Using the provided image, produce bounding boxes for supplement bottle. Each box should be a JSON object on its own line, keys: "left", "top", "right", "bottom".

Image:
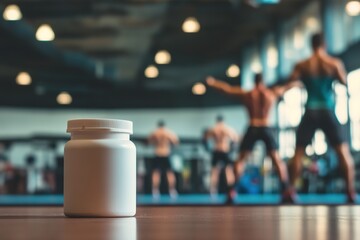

{"left": 64, "top": 119, "right": 136, "bottom": 217}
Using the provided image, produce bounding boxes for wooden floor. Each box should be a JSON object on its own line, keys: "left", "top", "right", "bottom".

{"left": 0, "top": 206, "right": 359, "bottom": 240}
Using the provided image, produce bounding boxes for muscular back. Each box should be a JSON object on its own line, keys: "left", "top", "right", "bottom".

{"left": 298, "top": 54, "right": 339, "bottom": 78}
{"left": 149, "top": 128, "right": 178, "bottom": 157}
{"left": 242, "top": 86, "right": 277, "bottom": 126}
{"left": 295, "top": 54, "right": 344, "bottom": 109}
{"left": 208, "top": 123, "right": 238, "bottom": 152}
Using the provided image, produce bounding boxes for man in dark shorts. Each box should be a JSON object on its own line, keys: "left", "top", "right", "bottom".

{"left": 207, "top": 74, "right": 294, "bottom": 204}
{"left": 204, "top": 115, "right": 238, "bottom": 197}
{"left": 285, "top": 33, "right": 356, "bottom": 203}
{"left": 148, "top": 120, "right": 179, "bottom": 199}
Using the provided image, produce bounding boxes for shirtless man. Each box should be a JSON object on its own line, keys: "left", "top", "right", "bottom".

{"left": 286, "top": 33, "right": 356, "bottom": 203}
{"left": 205, "top": 115, "right": 238, "bottom": 196}
{"left": 148, "top": 120, "right": 179, "bottom": 198}
{"left": 207, "top": 74, "right": 292, "bottom": 203}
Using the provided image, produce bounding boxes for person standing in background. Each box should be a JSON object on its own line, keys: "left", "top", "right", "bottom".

{"left": 285, "top": 33, "right": 356, "bottom": 203}
{"left": 204, "top": 115, "right": 238, "bottom": 197}
{"left": 0, "top": 143, "right": 13, "bottom": 194}
{"left": 207, "top": 74, "right": 294, "bottom": 204}
{"left": 148, "top": 120, "right": 179, "bottom": 198}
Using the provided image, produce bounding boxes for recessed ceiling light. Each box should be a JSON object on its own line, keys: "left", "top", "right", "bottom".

{"left": 226, "top": 64, "right": 240, "bottom": 78}
{"left": 155, "top": 50, "right": 171, "bottom": 64}
{"left": 57, "top": 92, "right": 72, "bottom": 105}
{"left": 16, "top": 72, "right": 32, "bottom": 85}
{"left": 192, "top": 82, "right": 206, "bottom": 95}
{"left": 182, "top": 17, "right": 200, "bottom": 33}
{"left": 3, "top": 5, "right": 22, "bottom": 21}
{"left": 346, "top": 1, "right": 360, "bottom": 16}
{"left": 306, "top": 17, "right": 320, "bottom": 31}
{"left": 36, "top": 24, "right": 55, "bottom": 41}
{"left": 145, "top": 65, "right": 159, "bottom": 78}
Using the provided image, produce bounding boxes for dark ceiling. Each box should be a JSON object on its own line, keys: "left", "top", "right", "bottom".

{"left": 0, "top": 0, "right": 314, "bottom": 109}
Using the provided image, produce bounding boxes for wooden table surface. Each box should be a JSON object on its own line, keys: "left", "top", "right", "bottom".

{"left": 0, "top": 206, "right": 359, "bottom": 240}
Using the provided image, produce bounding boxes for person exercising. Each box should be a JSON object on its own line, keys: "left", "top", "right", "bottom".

{"left": 148, "top": 120, "right": 179, "bottom": 198}
{"left": 205, "top": 115, "right": 238, "bottom": 197}
{"left": 285, "top": 33, "right": 356, "bottom": 203}
{"left": 207, "top": 74, "right": 293, "bottom": 204}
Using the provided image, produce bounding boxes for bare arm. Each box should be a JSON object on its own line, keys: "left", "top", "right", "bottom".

{"left": 271, "top": 64, "right": 303, "bottom": 97}
{"left": 334, "top": 60, "right": 347, "bottom": 85}
{"left": 271, "top": 80, "right": 303, "bottom": 98}
{"left": 288, "top": 63, "right": 302, "bottom": 83}
{"left": 206, "top": 76, "right": 246, "bottom": 97}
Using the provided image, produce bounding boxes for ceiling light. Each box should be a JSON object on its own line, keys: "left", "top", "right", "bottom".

{"left": 16, "top": 72, "right": 32, "bottom": 85}
{"left": 267, "top": 46, "right": 278, "bottom": 68}
{"left": 155, "top": 50, "right": 171, "bottom": 64}
{"left": 3, "top": 5, "right": 22, "bottom": 21}
{"left": 346, "top": 1, "right": 360, "bottom": 16}
{"left": 182, "top": 17, "right": 200, "bottom": 33}
{"left": 36, "top": 24, "right": 55, "bottom": 41}
{"left": 192, "top": 82, "right": 206, "bottom": 95}
{"left": 226, "top": 64, "right": 240, "bottom": 78}
{"left": 57, "top": 92, "right": 72, "bottom": 105}
{"left": 306, "top": 17, "right": 320, "bottom": 31}
{"left": 144, "top": 65, "right": 159, "bottom": 78}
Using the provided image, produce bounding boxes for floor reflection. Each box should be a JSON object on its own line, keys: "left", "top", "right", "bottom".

{"left": 2, "top": 206, "right": 360, "bottom": 240}
{"left": 62, "top": 217, "right": 137, "bottom": 240}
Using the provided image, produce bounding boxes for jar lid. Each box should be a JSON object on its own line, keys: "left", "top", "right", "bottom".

{"left": 67, "top": 119, "right": 133, "bottom": 134}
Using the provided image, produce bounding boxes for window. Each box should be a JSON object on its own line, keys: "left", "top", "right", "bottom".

{"left": 348, "top": 69, "right": 360, "bottom": 151}
{"left": 278, "top": 87, "right": 306, "bottom": 158}
{"left": 334, "top": 82, "right": 348, "bottom": 125}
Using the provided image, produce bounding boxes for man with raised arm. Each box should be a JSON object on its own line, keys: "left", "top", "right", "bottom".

{"left": 207, "top": 74, "right": 292, "bottom": 204}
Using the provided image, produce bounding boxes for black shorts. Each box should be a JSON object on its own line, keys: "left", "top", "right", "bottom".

{"left": 152, "top": 156, "right": 171, "bottom": 171}
{"left": 296, "top": 109, "right": 345, "bottom": 147}
{"left": 240, "top": 126, "right": 278, "bottom": 152}
{"left": 211, "top": 151, "right": 231, "bottom": 167}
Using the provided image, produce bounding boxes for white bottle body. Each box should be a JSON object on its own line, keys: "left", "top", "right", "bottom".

{"left": 64, "top": 132, "right": 136, "bottom": 217}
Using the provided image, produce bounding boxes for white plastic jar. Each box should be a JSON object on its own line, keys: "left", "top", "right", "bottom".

{"left": 64, "top": 119, "right": 136, "bottom": 217}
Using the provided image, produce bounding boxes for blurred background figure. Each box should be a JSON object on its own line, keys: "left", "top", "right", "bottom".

{"left": 148, "top": 120, "right": 179, "bottom": 198}
{"left": 204, "top": 115, "right": 238, "bottom": 197}
{"left": 0, "top": 143, "right": 13, "bottom": 194}
{"left": 54, "top": 156, "right": 64, "bottom": 195}
{"left": 25, "top": 155, "right": 39, "bottom": 194}
{"left": 207, "top": 74, "right": 294, "bottom": 203}
{"left": 286, "top": 33, "right": 357, "bottom": 203}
